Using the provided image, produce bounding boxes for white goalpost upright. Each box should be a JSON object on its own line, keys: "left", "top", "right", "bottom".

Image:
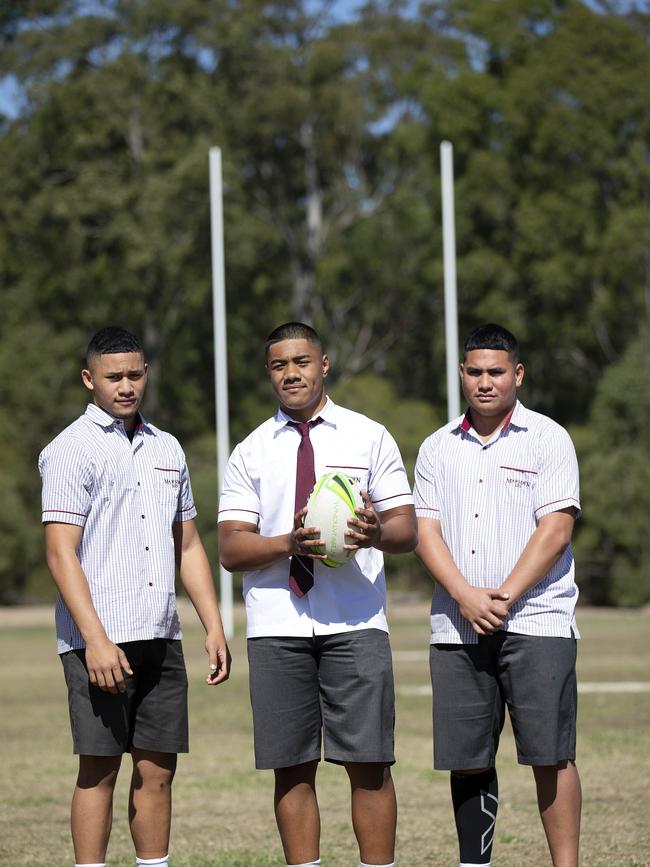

{"left": 209, "top": 146, "right": 234, "bottom": 639}
{"left": 440, "top": 140, "right": 461, "bottom": 422}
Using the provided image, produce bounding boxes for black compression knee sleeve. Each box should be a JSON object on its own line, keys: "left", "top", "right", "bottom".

{"left": 450, "top": 768, "right": 498, "bottom": 865}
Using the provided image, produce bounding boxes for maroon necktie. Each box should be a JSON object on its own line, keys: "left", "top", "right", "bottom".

{"left": 288, "top": 418, "right": 322, "bottom": 597}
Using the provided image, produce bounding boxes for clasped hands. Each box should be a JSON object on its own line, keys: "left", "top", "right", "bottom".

{"left": 290, "top": 491, "right": 380, "bottom": 559}
{"left": 457, "top": 584, "right": 511, "bottom": 636}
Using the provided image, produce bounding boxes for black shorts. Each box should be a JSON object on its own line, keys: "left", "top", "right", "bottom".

{"left": 247, "top": 629, "right": 395, "bottom": 770}
{"left": 430, "top": 632, "right": 577, "bottom": 770}
{"left": 61, "top": 639, "right": 189, "bottom": 756}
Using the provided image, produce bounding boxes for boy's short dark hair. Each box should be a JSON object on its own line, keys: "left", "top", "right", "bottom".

{"left": 86, "top": 327, "right": 144, "bottom": 366}
{"left": 265, "top": 322, "right": 322, "bottom": 356}
{"left": 463, "top": 324, "right": 519, "bottom": 363}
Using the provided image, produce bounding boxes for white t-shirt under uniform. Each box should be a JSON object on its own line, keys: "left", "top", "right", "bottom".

{"left": 414, "top": 401, "right": 581, "bottom": 644}
{"left": 218, "top": 398, "right": 414, "bottom": 638}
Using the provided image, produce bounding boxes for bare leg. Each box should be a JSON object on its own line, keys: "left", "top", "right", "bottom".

{"left": 129, "top": 748, "right": 177, "bottom": 859}
{"left": 533, "top": 761, "right": 581, "bottom": 867}
{"left": 71, "top": 754, "right": 122, "bottom": 864}
{"left": 345, "top": 763, "right": 396, "bottom": 865}
{"left": 274, "top": 760, "right": 320, "bottom": 864}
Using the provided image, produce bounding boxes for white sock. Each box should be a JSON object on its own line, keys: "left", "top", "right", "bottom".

{"left": 75, "top": 863, "right": 106, "bottom": 867}
{"left": 360, "top": 862, "right": 396, "bottom": 867}
{"left": 136, "top": 857, "right": 169, "bottom": 866}
{"left": 286, "top": 860, "right": 321, "bottom": 867}
{"left": 459, "top": 862, "right": 490, "bottom": 867}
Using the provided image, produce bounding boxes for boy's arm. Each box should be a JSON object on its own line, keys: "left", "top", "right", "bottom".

{"left": 498, "top": 508, "right": 576, "bottom": 605}
{"left": 173, "top": 519, "right": 230, "bottom": 684}
{"left": 218, "top": 509, "right": 327, "bottom": 573}
{"left": 346, "top": 497, "right": 418, "bottom": 553}
{"left": 415, "top": 517, "right": 509, "bottom": 635}
{"left": 44, "top": 522, "right": 133, "bottom": 692}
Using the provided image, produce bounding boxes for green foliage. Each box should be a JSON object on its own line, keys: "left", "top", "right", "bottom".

{"left": 416, "top": 0, "right": 650, "bottom": 422}
{"left": 1, "top": 0, "right": 649, "bottom": 603}
{"left": 330, "top": 373, "right": 443, "bottom": 478}
{"left": 330, "top": 373, "right": 444, "bottom": 591}
{"left": 572, "top": 337, "right": 650, "bottom": 606}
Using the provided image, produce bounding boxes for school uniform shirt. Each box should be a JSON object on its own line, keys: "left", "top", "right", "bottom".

{"left": 39, "top": 403, "right": 197, "bottom": 653}
{"left": 218, "top": 397, "right": 413, "bottom": 638}
{"left": 414, "top": 401, "right": 581, "bottom": 644}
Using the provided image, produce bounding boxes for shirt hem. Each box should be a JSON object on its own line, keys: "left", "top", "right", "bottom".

{"left": 535, "top": 497, "right": 581, "bottom": 520}
{"left": 217, "top": 508, "right": 260, "bottom": 524}
{"left": 175, "top": 507, "right": 198, "bottom": 521}
{"left": 414, "top": 507, "right": 440, "bottom": 518}
{"left": 246, "top": 621, "right": 389, "bottom": 639}
{"left": 42, "top": 510, "right": 87, "bottom": 527}
{"left": 429, "top": 620, "right": 579, "bottom": 645}
{"left": 57, "top": 629, "right": 183, "bottom": 654}
{"left": 374, "top": 493, "right": 414, "bottom": 510}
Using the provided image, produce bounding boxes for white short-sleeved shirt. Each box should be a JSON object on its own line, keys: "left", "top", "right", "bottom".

{"left": 414, "top": 401, "right": 581, "bottom": 644}
{"left": 218, "top": 398, "right": 413, "bottom": 638}
{"left": 39, "top": 403, "right": 197, "bottom": 653}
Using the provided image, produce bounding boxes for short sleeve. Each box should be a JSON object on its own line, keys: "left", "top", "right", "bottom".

{"left": 39, "top": 439, "right": 92, "bottom": 526}
{"left": 175, "top": 451, "right": 198, "bottom": 522}
{"left": 218, "top": 444, "right": 261, "bottom": 526}
{"left": 413, "top": 436, "right": 441, "bottom": 519}
{"left": 533, "top": 425, "right": 581, "bottom": 520}
{"left": 368, "top": 428, "right": 413, "bottom": 512}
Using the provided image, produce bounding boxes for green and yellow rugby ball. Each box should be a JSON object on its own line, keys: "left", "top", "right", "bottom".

{"left": 305, "top": 471, "right": 363, "bottom": 568}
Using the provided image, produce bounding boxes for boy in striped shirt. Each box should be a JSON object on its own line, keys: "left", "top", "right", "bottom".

{"left": 39, "top": 326, "right": 230, "bottom": 867}
{"left": 414, "top": 324, "right": 581, "bottom": 867}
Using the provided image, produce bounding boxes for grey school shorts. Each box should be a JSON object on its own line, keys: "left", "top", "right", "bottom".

{"left": 430, "top": 631, "right": 577, "bottom": 770}
{"left": 61, "top": 638, "right": 189, "bottom": 756}
{"left": 247, "top": 629, "right": 395, "bottom": 770}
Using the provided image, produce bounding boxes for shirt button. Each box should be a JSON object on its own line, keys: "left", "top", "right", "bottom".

{"left": 474, "top": 514, "right": 479, "bottom": 518}
{"left": 141, "top": 514, "right": 145, "bottom": 519}
{"left": 137, "top": 481, "right": 141, "bottom": 486}
{"left": 471, "top": 549, "right": 476, "bottom": 554}
{"left": 145, "top": 546, "right": 149, "bottom": 551}
{"left": 148, "top": 582, "right": 153, "bottom": 587}
{"left": 479, "top": 479, "right": 483, "bottom": 484}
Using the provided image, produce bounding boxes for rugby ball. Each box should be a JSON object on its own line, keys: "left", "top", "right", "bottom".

{"left": 305, "top": 472, "right": 363, "bottom": 568}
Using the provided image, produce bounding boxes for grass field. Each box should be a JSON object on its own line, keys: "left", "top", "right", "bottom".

{"left": 1, "top": 601, "right": 649, "bottom": 866}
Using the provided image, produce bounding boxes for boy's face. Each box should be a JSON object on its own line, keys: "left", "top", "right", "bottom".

{"left": 266, "top": 338, "right": 328, "bottom": 422}
{"left": 460, "top": 348, "right": 524, "bottom": 420}
{"left": 82, "top": 352, "right": 148, "bottom": 423}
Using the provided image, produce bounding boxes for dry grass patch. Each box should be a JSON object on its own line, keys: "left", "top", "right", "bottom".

{"left": 0, "top": 603, "right": 648, "bottom": 865}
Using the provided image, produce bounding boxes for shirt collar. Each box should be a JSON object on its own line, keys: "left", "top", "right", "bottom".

{"left": 455, "top": 399, "right": 526, "bottom": 438}
{"left": 84, "top": 403, "right": 153, "bottom": 435}
{"left": 273, "top": 396, "right": 337, "bottom": 433}
{"left": 504, "top": 400, "right": 528, "bottom": 431}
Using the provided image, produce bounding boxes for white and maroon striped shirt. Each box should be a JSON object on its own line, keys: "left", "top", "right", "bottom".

{"left": 218, "top": 397, "right": 413, "bottom": 638}
{"left": 414, "top": 401, "right": 581, "bottom": 644}
{"left": 39, "top": 403, "right": 197, "bottom": 653}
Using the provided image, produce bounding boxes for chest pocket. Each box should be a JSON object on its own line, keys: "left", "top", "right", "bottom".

{"left": 498, "top": 465, "right": 537, "bottom": 507}
{"left": 323, "top": 462, "right": 370, "bottom": 497}
{"left": 154, "top": 467, "right": 182, "bottom": 507}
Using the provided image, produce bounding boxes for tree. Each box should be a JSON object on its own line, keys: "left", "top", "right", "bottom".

{"left": 1, "top": 0, "right": 649, "bottom": 603}
{"left": 417, "top": 0, "right": 650, "bottom": 423}
{"left": 572, "top": 335, "right": 650, "bottom": 605}
{"left": 0, "top": 0, "right": 446, "bottom": 598}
